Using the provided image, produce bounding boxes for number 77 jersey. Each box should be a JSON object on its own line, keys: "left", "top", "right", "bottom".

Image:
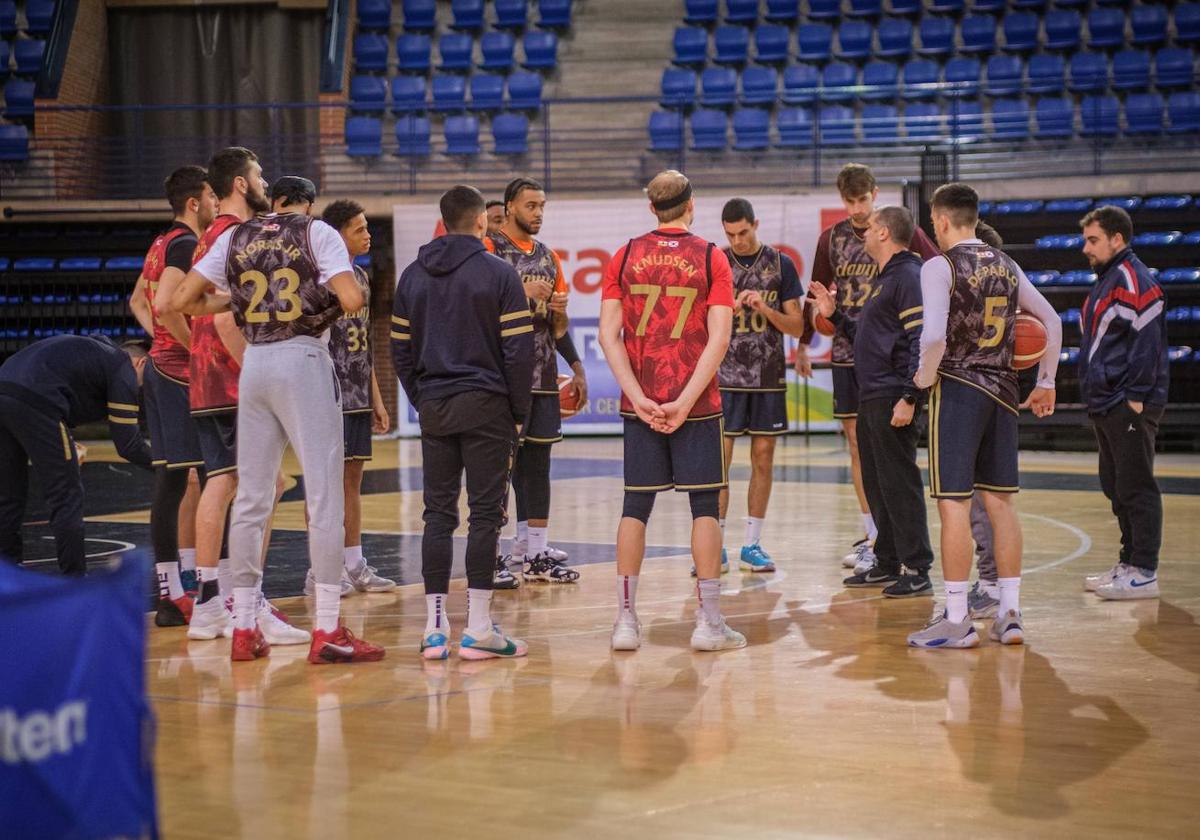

{"left": 601, "top": 229, "right": 735, "bottom": 419}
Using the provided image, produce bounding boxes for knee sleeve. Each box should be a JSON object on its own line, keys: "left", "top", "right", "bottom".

{"left": 516, "top": 442, "right": 551, "bottom": 519}
{"left": 621, "top": 491, "right": 656, "bottom": 524}
{"left": 689, "top": 490, "right": 720, "bottom": 521}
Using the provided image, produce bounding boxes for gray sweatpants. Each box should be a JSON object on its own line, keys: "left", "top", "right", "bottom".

{"left": 971, "top": 492, "right": 996, "bottom": 582}
{"left": 229, "top": 336, "right": 345, "bottom": 590}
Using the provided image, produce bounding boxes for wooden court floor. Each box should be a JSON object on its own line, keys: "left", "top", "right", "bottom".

{"left": 86, "top": 436, "right": 1200, "bottom": 838}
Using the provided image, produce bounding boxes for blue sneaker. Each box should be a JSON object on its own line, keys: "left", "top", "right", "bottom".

{"left": 180, "top": 568, "right": 198, "bottom": 596}
{"left": 691, "top": 548, "right": 730, "bottom": 577}
{"left": 420, "top": 630, "right": 450, "bottom": 660}
{"left": 459, "top": 626, "right": 528, "bottom": 660}
{"left": 738, "top": 544, "right": 775, "bottom": 572}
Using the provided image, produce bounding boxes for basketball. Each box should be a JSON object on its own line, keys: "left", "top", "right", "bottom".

{"left": 1012, "top": 312, "right": 1048, "bottom": 370}
{"left": 814, "top": 312, "right": 836, "bottom": 336}
{"left": 558, "top": 373, "right": 582, "bottom": 417}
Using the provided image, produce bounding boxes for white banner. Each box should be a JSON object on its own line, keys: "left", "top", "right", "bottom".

{"left": 392, "top": 190, "right": 899, "bottom": 435}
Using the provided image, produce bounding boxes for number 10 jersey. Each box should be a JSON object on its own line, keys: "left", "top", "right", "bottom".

{"left": 718, "top": 244, "right": 800, "bottom": 392}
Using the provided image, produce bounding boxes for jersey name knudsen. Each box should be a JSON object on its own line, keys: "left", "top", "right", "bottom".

{"left": 630, "top": 253, "right": 699, "bottom": 278}
{"left": 233, "top": 239, "right": 303, "bottom": 267}
{"left": 965, "top": 261, "right": 1019, "bottom": 289}
{"left": 835, "top": 262, "right": 878, "bottom": 279}
{"left": 0, "top": 700, "right": 87, "bottom": 764}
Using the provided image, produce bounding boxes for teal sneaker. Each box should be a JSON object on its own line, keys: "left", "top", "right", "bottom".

{"left": 420, "top": 630, "right": 450, "bottom": 660}
{"left": 458, "top": 626, "right": 528, "bottom": 660}
{"left": 739, "top": 544, "right": 775, "bottom": 572}
{"left": 691, "top": 548, "right": 730, "bottom": 577}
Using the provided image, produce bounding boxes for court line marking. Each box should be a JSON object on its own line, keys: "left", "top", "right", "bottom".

{"left": 22, "top": 538, "right": 136, "bottom": 566}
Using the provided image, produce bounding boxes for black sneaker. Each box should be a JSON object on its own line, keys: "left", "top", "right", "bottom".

{"left": 843, "top": 565, "right": 899, "bottom": 587}
{"left": 493, "top": 555, "right": 520, "bottom": 590}
{"left": 882, "top": 568, "right": 933, "bottom": 598}
{"left": 522, "top": 552, "right": 580, "bottom": 583}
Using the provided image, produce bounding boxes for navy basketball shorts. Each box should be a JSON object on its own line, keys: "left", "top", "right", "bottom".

{"left": 927, "top": 376, "right": 1019, "bottom": 499}
{"left": 623, "top": 414, "right": 727, "bottom": 492}
{"left": 343, "top": 411, "right": 373, "bottom": 462}
{"left": 521, "top": 393, "right": 563, "bottom": 445}
{"left": 831, "top": 364, "right": 860, "bottom": 420}
{"left": 721, "top": 390, "right": 788, "bottom": 436}
{"left": 144, "top": 362, "right": 204, "bottom": 470}
{"left": 194, "top": 412, "right": 237, "bottom": 477}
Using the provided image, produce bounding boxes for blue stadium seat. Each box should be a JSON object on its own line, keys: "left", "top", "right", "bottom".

{"left": 0, "top": 2, "right": 15, "bottom": 37}
{"left": 725, "top": 0, "right": 760, "bottom": 24}
{"left": 0, "top": 41, "right": 9, "bottom": 79}
{"left": 876, "top": 17, "right": 913, "bottom": 58}
{"left": 1093, "top": 196, "right": 1141, "bottom": 211}
{"left": 1177, "top": 3, "right": 1200, "bottom": 45}
{"left": 391, "top": 75, "right": 427, "bottom": 113}
{"left": 797, "top": 24, "right": 833, "bottom": 62}
{"left": 507, "top": 72, "right": 544, "bottom": 110}
{"left": 1184, "top": 231, "right": 1200, "bottom": 246}
{"left": 1112, "top": 50, "right": 1150, "bottom": 92}
{"left": 445, "top": 115, "right": 481, "bottom": 155}
{"left": 3, "top": 79, "right": 34, "bottom": 118}
{"left": 1035, "top": 97, "right": 1074, "bottom": 138}
{"left": 902, "top": 59, "right": 939, "bottom": 100}
{"left": 439, "top": 33, "right": 473, "bottom": 71}
{"left": 732, "top": 108, "right": 771, "bottom": 150}
{"left": 1131, "top": 6, "right": 1167, "bottom": 47}
{"left": 685, "top": 0, "right": 718, "bottom": 25}
{"left": 1168, "top": 92, "right": 1200, "bottom": 133}
{"left": 1161, "top": 267, "right": 1200, "bottom": 284}
{"left": 648, "top": 110, "right": 684, "bottom": 151}
{"left": 836, "top": 21, "right": 873, "bottom": 60}
{"left": 701, "top": 67, "right": 737, "bottom": 106}
{"left": 350, "top": 75, "right": 387, "bottom": 112}
{"left": 782, "top": 63, "right": 820, "bottom": 104}
{"left": 1133, "top": 231, "right": 1182, "bottom": 247}
{"left": 469, "top": 74, "right": 505, "bottom": 111}
{"left": 819, "top": 105, "right": 857, "bottom": 144}
{"left": 755, "top": 25, "right": 790, "bottom": 63}
{"left": 673, "top": 28, "right": 708, "bottom": 67}
{"left": 357, "top": 0, "right": 391, "bottom": 30}
{"left": 100, "top": 256, "right": 140, "bottom": 272}
{"left": 917, "top": 17, "right": 954, "bottom": 57}
{"left": 1026, "top": 270, "right": 1060, "bottom": 286}
{"left": 960, "top": 16, "right": 996, "bottom": 54}
{"left": 59, "top": 257, "right": 102, "bottom": 272}
{"left": 1124, "top": 92, "right": 1165, "bottom": 135}
{"left": 985, "top": 54, "right": 1022, "bottom": 96}
{"left": 971, "top": 0, "right": 1006, "bottom": 13}
{"left": 1027, "top": 54, "right": 1064, "bottom": 94}
{"left": 431, "top": 74, "right": 467, "bottom": 111}
{"left": 661, "top": 69, "right": 697, "bottom": 108}
{"left": 1144, "top": 195, "right": 1190, "bottom": 211}
{"left": 990, "top": 98, "right": 1030, "bottom": 139}
{"left": 808, "top": 0, "right": 841, "bottom": 20}
{"left": 0, "top": 124, "right": 28, "bottom": 162}
{"left": 1011, "top": 0, "right": 1048, "bottom": 8}
{"left": 741, "top": 66, "right": 778, "bottom": 105}
{"left": 928, "top": 0, "right": 964, "bottom": 11}
{"left": 1045, "top": 197, "right": 1091, "bottom": 213}
{"left": 14, "top": 39, "right": 45, "bottom": 75}
{"left": 862, "top": 61, "right": 899, "bottom": 100}
{"left": 887, "top": 0, "right": 921, "bottom": 14}
{"left": 402, "top": 0, "right": 437, "bottom": 32}
{"left": 451, "top": 0, "right": 485, "bottom": 32}
{"left": 950, "top": 101, "right": 983, "bottom": 141}
{"left": 493, "top": 112, "right": 530, "bottom": 154}
{"left": 765, "top": 0, "right": 800, "bottom": 23}
{"left": 848, "top": 0, "right": 883, "bottom": 18}
{"left": 1035, "top": 234, "right": 1083, "bottom": 249}
{"left": 495, "top": 0, "right": 528, "bottom": 29}
{"left": 776, "top": 107, "right": 814, "bottom": 146}
{"left": 713, "top": 26, "right": 749, "bottom": 65}
{"left": 353, "top": 34, "right": 388, "bottom": 72}
{"left": 1044, "top": 10, "right": 1081, "bottom": 51}
{"left": 25, "top": 0, "right": 54, "bottom": 36}
{"left": 1080, "top": 95, "right": 1119, "bottom": 137}
{"left": 1086, "top": 7, "right": 1125, "bottom": 49}
{"left": 1068, "top": 52, "right": 1108, "bottom": 94}
{"left": 821, "top": 62, "right": 857, "bottom": 102}
{"left": 1002, "top": 13, "right": 1039, "bottom": 52}
{"left": 691, "top": 109, "right": 728, "bottom": 150}
{"left": 345, "top": 116, "right": 382, "bottom": 156}
{"left": 538, "top": 0, "right": 573, "bottom": 28}
{"left": 904, "top": 103, "right": 942, "bottom": 140}
{"left": 481, "top": 32, "right": 516, "bottom": 71}
{"left": 944, "top": 57, "right": 980, "bottom": 98}
{"left": 1154, "top": 49, "right": 1195, "bottom": 90}
{"left": 522, "top": 31, "right": 558, "bottom": 69}
{"left": 14, "top": 258, "right": 55, "bottom": 271}
{"left": 862, "top": 104, "right": 900, "bottom": 143}
{"left": 397, "top": 34, "right": 431, "bottom": 72}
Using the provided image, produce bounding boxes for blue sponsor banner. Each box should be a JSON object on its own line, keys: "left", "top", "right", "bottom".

{"left": 0, "top": 555, "right": 158, "bottom": 840}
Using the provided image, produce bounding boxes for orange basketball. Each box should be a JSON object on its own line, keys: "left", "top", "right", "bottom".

{"left": 558, "top": 373, "right": 582, "bottom": 418}
{"left": 814, "top": 312, "right": 836, "bottom": 337}
{"left": 1012, "top": 312, "right": 1047, "bottom": 370}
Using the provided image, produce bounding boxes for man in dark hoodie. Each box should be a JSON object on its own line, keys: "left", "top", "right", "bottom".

{"left": 810, "top": 206, "right": 934, "bottom": 598}
{"left": 392, "top": 185, "right": 534, "bottom": 661}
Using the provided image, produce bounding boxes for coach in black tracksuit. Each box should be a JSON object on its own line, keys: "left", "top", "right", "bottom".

{"left": 0, "top": 335, "right": 153, "bottom": 575}
{"left": 812, "top": 206, "right": 934, "bottom": 597}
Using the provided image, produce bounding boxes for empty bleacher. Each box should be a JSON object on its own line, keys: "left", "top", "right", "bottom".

{"left": 0, "top": 0, "right": 60, "bottom": 162}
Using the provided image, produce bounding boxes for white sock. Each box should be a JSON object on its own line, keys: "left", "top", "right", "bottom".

{"left": 617, "top": 575, "right": 639, "bottom": 619}
{"left": 861, "top": 513, "right": 877, "bottom": 542}
{"left": 745, "top": 517, "right": 763, "bottom": 546}
{"left": 156, "top": 562, "right": 183, "bottom": 601}
{"left": 945, "top": 580, "right": 969, "bottom": 623}
{"left": 217, "top": 557, "right": 232, "bottom": 600}
{"left": 516, "top": 521, "right": 528, "bottom": 545}
{"left": 425, "top": 593, "right": 449, "bottom": 635}
{"left": 314, "top": 584, "right": 341, "bottom": 633}
{"left": 997, "top": 576, "right": 1021, "bottom": 615}
{"left": 527, "top": 526, "right": 548, "bottom": 556}
{"left": 233, "top": 586, "right": 257, "bottom": 631}
{"left": 467, "top": 588, "right": 493, "bottom": 636}
{"left": 697, "top": 578, "right": 722, "bottom": 626}
{"left": 178, "top": 548, "right": 197, "bottom": 573}
{"left": 981, "top": 578, "right": 999, "bottom": 599}
{"left": 343, "top": 545, "right": 365, "bottom": 573}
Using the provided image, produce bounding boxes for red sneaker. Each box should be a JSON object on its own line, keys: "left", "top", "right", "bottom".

{"left": 230, "top": 625, "right": 271, "bottom": 661}
{"left": 308, "top": 626, "right": 386, "bottom": 665}
{"left": 154, "top": 595, "right": 194, "bottom": 627}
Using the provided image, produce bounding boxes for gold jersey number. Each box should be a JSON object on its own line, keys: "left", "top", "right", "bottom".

{"left": 978, "top": 296, "right": 1007, "bottom": 348}
{"left": 629, "top": 284, "right": 698, "bottom": 339}
{"left": 238, "top": 268, "right": 303, "bottom": 323}
{"left": 345, "top": 325, "right": 369, "bottom": 353}
{"left": 734, "top": 308, "right": 768, "bottom": 334}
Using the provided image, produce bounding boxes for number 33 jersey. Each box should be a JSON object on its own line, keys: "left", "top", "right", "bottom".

{"left": 329, "top": 264, "right": 373, "bottom": 413}
{"left": 601, "top": 229, "right": 735, "bottom": 419}
{"left": 718, "top": 245, "right": 803, "bottom": 391}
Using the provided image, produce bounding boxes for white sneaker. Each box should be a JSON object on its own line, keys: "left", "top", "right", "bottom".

{"left": 842, "top": 538, "right": 872, "bottom": 569}
{"left": 346, "top": 563, "right": 397, "bottom": 592}
{"left": 545, "top": 545, "right": 570, "bottom": 563}
{"left": 611, "top": 614, "right": 643, "bottom": 651}
{"left": 187, "top": 597, "right": 233, "bottom": 640}
{"left": 304, "top": 569, "right": 355, "bottom": 598}
{"left": 690, "top": 619, "right": 747, "bottom": 651}
{"left": 1084, "top": 563, "right": 1122, "bottom": 592}
{"left": 853, "top": 546, "right": 877, "bottom": 576}
{"left": 1094, "top": 565, "right": 1160, "bottom": 600}
{"left": 256, "top": 594, "right": 311, "bottom": 645}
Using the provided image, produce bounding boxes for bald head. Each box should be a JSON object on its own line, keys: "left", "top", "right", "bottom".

{"left": 646, "top": 170, "right": 693, "bottom": 225}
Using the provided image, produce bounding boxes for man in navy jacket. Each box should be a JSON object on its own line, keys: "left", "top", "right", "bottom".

{"left": 1078, "top": 206, "right": 1168, "bottom": 601}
